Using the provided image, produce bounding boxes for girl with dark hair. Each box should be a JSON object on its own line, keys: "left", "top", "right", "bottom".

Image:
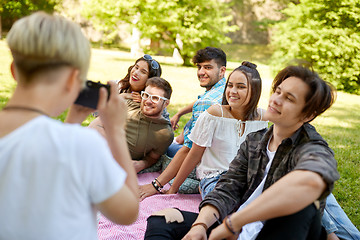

{"left": 139, "top": 61, "right": 268, "bottom": 200}
{"left": 117, "top": 54, "right": 162, "bottom": 102}
{"left": 93, "top": 54, "right": 163, "bottom": 117}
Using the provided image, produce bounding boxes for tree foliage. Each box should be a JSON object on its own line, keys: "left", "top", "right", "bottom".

{"left": 0, "top": 0, "right": 60, "bottom": 32}
{"left": 82, "top": 0, "right": 238, "bottom": 65}
{"left": 271, "top": 0, "right": 360, "bottom": 94}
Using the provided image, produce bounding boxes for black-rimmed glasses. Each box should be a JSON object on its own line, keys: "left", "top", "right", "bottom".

{"left": 143, "top": 54, "right": 160, "bottom": 70}
{"left": 141, "top": 91, "right": 168, "bottom": 103}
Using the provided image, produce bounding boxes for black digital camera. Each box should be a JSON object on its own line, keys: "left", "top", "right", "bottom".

{"left": 74, "top": 80, "right": 110, "bottom": 109}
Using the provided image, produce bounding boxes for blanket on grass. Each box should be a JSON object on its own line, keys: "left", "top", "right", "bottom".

{"left": 97, "top": 172, "right": 202, "bottom": 240}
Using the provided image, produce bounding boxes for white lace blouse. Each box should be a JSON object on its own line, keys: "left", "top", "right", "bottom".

{"left": 188, "top": 107, "right": 268, "bottom": 180}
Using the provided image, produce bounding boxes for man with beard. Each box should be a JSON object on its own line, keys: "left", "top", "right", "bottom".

{"left": 90, "top": 77, "right": 173, "bottom": 173}
{"left": 139, "top": 47, "right": 227, "bottom": 199}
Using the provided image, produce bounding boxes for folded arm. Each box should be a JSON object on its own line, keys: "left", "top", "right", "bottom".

{"left": 209, "top": 170, "right": 327, "bottom": 239}
{"left": 170, "top": 101, "right": 195, "bottom": 130}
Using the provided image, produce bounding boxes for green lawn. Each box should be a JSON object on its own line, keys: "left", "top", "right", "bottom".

{"left": 0, "top": 40, "right": 359, "bottom": 229}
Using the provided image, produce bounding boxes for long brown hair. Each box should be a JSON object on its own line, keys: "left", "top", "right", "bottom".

{"left": 118, "top": 56, "right": 162, "bottom": 93}
{"left": 222, "top": 61, "right": 262, "bottom": 121}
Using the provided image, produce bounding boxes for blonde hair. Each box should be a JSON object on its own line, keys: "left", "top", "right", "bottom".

{"left": 6, "top": 11, "right": 90, "bottom": 84}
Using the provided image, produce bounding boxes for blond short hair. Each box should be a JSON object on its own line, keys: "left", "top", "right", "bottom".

{"left": 6, "top": 11, "right": 90, "bottom": 84}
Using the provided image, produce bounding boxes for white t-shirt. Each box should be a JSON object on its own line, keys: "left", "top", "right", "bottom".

{"left": 237, "top": 139, "right": 276, "bottom": 240}
{"left": 189, "top": 108, "right": 268, "bottom": 180}
{"left": 0, "top": 116, "right": 126, "bottom": 240}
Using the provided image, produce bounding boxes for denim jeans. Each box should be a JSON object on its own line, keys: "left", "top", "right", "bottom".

{"left": 321, "top": 193, "right": 360, "bottom": 239}
{"left": 166, "top": 142, "right": 183, "bottom": 158}
{"left": 166, "top": 121, "right": 191, "bottom": 157}
{"left": 199, "top": 172, "right": 225, "bottom": 199}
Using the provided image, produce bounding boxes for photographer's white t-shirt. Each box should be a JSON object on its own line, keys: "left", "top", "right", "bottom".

{"left": 0, "top": 116, "right": 126, "bottom": 240}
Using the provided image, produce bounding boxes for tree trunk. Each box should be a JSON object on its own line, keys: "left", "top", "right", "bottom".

{"left": 0, "top": 15, "right": 2, "bottom": 39}
{"left": 150, "top": 39, "right": 160, "bottom": 53}
{"left": 182, "top": 55, "right": 192, "bottom": 66}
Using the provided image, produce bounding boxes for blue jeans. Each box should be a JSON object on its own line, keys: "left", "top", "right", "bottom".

{"left": 321, "top": 193, "right": 360, "bottom": 239}
{"left": 166, "top": 121, "right": 191, "bottom": 157}
{"left": 199, "top": 172, "right": 226, "bottom": 199}
{"left": 166, "top": 143, "right": 183, "bottom": 158}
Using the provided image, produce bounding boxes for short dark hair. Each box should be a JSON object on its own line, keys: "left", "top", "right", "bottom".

{"left": 272, "top": 65, "right": 336, "bottom": 122}
{"left": 118, "top": 56, "right": 162, "bottom": 93}
{"left": 192, "top": 47, "right": 227, "bottom": 67}
{"left": 146, "top": 77, "right": 172, "bottom": 99}
{"left": 222, "top": 61, "right": 262, "bottom": 120}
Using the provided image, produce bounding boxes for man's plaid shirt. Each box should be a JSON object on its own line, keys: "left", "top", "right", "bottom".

{"left": 200, "top": 123, "right": 340, "bottom": 220}
{"left": 183, "top": 77, "right": 226, "bottom": 148}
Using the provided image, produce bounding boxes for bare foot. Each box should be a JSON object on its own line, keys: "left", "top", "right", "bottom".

{"left": 133, "top": 160, "right": 146, "bottom": 173}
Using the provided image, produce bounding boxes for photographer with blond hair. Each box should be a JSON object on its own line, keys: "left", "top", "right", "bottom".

{"left": 0, "top": 12, "right": 138, "bottom": 240}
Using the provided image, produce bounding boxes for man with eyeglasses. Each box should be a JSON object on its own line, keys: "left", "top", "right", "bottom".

{"left": 139, "top": 47, "right": 227, "bottom": 199}
{"left": 90, "top": 77, "right": 174, "bottom": 173}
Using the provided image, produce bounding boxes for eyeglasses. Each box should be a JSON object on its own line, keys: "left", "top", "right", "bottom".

{"left": 141, "top": 91, "right": 168, "bottom": 103}
{"left": 143, "top": 54, "right": 160, "bottom": 70}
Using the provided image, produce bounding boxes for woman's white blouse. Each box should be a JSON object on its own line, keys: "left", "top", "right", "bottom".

{"left": 188, "top": 109, "right": 268, "bottom": 179}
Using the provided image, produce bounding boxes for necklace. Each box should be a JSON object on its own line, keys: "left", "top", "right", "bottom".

{"left": 2, "top": 106, "right": 49, "bottom": 117}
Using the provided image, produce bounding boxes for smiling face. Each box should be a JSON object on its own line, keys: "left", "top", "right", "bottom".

{"left": 129, "top": 60, "right": 150, "bottom": 92}
{"left": 265, "top": 76, "right": 311, "bottom": 131}
{"left": 196, "top": 59, "right": 225, "bottom": 91}
{"left": 225, "top": 70, "right": 251, "bottom": 109}
{"left": 140, "top": 85, "right": 169, "bottom": 118}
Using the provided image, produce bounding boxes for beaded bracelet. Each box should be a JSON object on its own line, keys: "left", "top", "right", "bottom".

{"left": 191, "top": 222, "right": 208, "bottom": 231}
{"left": 151, "top": 179, "right": 163, "bottom": 193}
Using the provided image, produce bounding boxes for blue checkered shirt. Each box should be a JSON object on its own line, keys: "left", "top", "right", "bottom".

{"left": 183, "top": 77, "right": 226, "bottom": 148}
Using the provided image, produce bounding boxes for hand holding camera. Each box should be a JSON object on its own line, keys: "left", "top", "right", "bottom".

{"left": 72, "top": 80, "right": 127, "bottom": 131}
{"left": 96, "top": 80, "right": 128, "bottom": 133}
{"left": 74, "top": 80, "right": 111, "bottom": 109}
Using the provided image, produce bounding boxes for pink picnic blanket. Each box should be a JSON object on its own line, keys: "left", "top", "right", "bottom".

{"left": 97, "top": 172, "right": 202, "bottom": 240}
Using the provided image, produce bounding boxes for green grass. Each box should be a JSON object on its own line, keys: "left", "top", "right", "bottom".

{"left": 0, "top": 40, "right": 359, "bottom": 229}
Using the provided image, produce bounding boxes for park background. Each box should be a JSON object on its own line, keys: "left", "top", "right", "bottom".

{"left": 0, "top": 0, "right": 359, "bottom": 229}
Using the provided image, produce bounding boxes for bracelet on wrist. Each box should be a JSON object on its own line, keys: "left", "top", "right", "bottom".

{"left": 191, "top": 222, "right": 208, "bottom": 231}
{"left": 223, "top": 213, "right": 241, "bottom": 235}
{"left": 151, "top": 179, "right": 163, "bottom": 193}
{"left": 154, "top": 178, "right": 163, "bottom": 188}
